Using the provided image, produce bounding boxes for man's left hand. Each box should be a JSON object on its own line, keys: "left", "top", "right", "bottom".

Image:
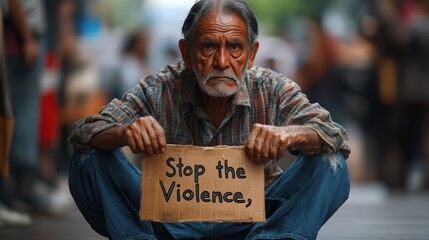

{"left": 245, "top": 124, "right": 322, "bottom": 164}
{"left": 245, "top": 124, "right": 290, "bottom": 164}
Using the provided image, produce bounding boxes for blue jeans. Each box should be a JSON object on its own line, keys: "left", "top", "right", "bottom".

{"left": 7, "top": 36, "right": 46, "bottom": 168}
{"left": 69, "top": 149, "right": 350, "bottom": 240}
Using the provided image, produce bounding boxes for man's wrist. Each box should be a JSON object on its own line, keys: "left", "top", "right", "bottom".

{"left": 118, "top": 124, "right": 128, "bottom": 147}
{"left": 282, "top": 125, "right": 322, "bottom": 152}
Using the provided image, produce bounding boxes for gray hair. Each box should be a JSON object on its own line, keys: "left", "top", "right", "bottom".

{"left": 181, "top": 0, "right": 259, "bottom": 47}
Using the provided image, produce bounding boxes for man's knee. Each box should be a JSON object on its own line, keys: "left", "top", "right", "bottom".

{"left": 69, "top": 149, "right": 109, "bottom": 192}
{"left": 319, "top": 151, "right": 350, "bottom": 199}
{"left": 301, "top": 152, "right": 350, "bottom": 222}
{"left": 305, "top": 151, "right": 348, "bottom": 177}
{"left": 71, "top": 149, "right": 97, "bottom": 169}
{"left": 70, "top": 149, "right": 120, "bottom": 170}
{"left": 303, "top": 151, "right": 350, "bottom": 199}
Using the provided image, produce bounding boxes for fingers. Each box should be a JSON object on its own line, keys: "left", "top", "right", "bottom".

{"left": 124, "top": 116, "right": 166, "bottom": 155}
{"left": 277, "top": 135, "right": 290, "bottom": 159}
{"left": 246, "top": 124, "right": 289, "bottom": 164}
{"left": 256, "top": 127, "right": 269, "bottom": 163}
{"left": 245, "top": 123, "right": 261, "bottom": 162}
{"left": 144, "top": 117, "right": 167, "bottom": 154}
{"left": 139, "top": 125, "right": 154, "bottom": 155}
{"left": 154, "top": 123, "right": 167, "bottom": 153}
{"left": 246, "top": 124, "right": 270, "bottom": 164}
{"left": 265, "top": 131, "right": 279, "bottom": 160}
{"left": 127, "top": 130, "right": 139, "bottom": 154}
{"left": 24, "top": 41, "right": 39, "bottom": 66}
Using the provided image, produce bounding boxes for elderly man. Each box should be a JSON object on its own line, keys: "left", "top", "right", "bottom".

{"left": 69, "top": 0, "right": 350, "bottom": 239}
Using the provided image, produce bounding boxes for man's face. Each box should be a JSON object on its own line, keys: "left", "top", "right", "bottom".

{"left": 180, "top": 13, "right": 258, "bottom": 97}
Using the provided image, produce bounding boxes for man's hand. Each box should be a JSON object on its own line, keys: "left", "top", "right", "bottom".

{"left": 245, "top": 124, "right": 289, "bottom": 164}
{"left": 23, "top": 39, "right": 39, "bottom": 66}
{"left": 8, "top": 0, "right": 39, "bottom": 66}
{"left": 121, "top": 116, "right": 167, "bottom": 155}
{"left": 245, "top": 124, "right": 322, "bottom": 164}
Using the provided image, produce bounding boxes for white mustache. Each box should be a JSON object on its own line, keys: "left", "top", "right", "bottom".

{"left": 204, "top": 71, "right": 240, "bottom": 83}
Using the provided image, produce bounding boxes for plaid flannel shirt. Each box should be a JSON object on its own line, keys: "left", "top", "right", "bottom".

{"left": 69, "top": 61, "right": 350, "bottom": 185}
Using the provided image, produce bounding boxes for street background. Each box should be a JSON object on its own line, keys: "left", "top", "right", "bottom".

{"left": 1, "top": 0, "right": 429, "bottom": 239}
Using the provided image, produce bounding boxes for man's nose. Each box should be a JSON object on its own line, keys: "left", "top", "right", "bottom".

{"left": 214, "top": 47, "right": 230, "bottom": 70}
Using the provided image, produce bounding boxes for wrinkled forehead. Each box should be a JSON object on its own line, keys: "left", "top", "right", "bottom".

{"left": 194, "top": 12, "right": 248, "bottom": 39}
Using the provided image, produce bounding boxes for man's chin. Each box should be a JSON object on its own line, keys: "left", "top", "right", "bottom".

{"left": 208, "top": 77, "right": 234, "bottom": 83}
{"left": 196, "top": 73, "right": 242, "bottom": 97}
{"left": 202, "top": 86, "right": 238, "bottom": 97}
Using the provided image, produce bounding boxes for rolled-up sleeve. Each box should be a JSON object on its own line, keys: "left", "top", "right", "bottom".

{"left": 277, "top": 78, "right": 350, "bottom": 158}
{"left": 69, "top": 83, "right": 152, "bottom": 152}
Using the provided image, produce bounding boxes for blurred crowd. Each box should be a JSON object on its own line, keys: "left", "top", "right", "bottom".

{"left": 0, "top": 0, "right": 428, "bottom": 228}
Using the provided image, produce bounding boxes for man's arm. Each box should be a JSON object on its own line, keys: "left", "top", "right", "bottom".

{"left": 246, "top": 124, "right": 322, "bottom": 164}
{"left": 69, "top": 77, "right": 164, "bottom": 153}
{"left": 8, "top": 0, "right": 38, "bottom": 65}
{"left": 89, "top": 116, "right": 166, "bottom": 155}
{"left": 245, "top": 74, "right": 349, "bottom": 164}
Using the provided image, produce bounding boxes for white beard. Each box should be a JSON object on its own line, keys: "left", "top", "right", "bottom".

{"left": 192, "top": 63, "right": 246, "bottom": 97}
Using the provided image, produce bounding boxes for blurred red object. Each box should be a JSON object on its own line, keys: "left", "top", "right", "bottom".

{"left": 39, "top": 52, "right": 60, "bottom": 150}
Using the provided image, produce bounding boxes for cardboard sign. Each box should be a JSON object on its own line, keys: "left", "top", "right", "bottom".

{"left": 140, "top": 145, "right": 265, "bottom": 222}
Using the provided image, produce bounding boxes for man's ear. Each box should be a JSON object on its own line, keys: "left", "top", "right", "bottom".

{"left": 179, "top": 39, "right": 192, "bottom": 69}
{"left": 247, "top": 41, "right": 259, "bottom": 69}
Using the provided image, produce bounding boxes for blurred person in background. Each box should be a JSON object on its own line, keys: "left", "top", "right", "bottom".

{"left": 254, "top": 35, "right": 298, "bottom": 79}
{"left": 392, "top": 0, "right": 429, "bottom": 190}
{"left": 320, "top": 1, "right": 377, "bottom": 183}
{"left": 364, "top": 0, "right": 429, "bottom": 190}
{"left": 68, "top": 0, "right": 350, "bottom": 239}
{"left": 0, "top": 0, "right": 43, "bottom": 226}
{"left": 0, "top": 0, "right": 44, "bottom": 226}
{"left": 294, "top": 18, "right": 341, "bottom": 121}
{"left": 358, "top": 0, "right": 407, "bottom": 189}
{"left": 56, "top": 0, "right": 82, "bottom": 177}
{"left": 113, "top": 29, "right": 152, "bottom": 99}
{"left": 0, "top": 0, "right": 72, "bottom": 227}
{"left": 0, "top": 0, "right": 34, "bottom": 227}
{"left": 286, "top": 9, "right": 371, "bottom": 182}
{"left": 163, "top": 45, "right": 180, "bottom": 64}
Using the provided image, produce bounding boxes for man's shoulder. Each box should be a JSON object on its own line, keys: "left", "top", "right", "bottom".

{"left": 247, "top": 65, "right": 294, "bottom": 86}
{"left": 141, "top": 61, "right": 188, "bottom": 86}
{"left": 245, "top": 65, "right": 302, "bottom": 97}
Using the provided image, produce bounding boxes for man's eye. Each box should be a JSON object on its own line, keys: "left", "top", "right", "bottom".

{"left": 203, "top": 43, "right": 215, "bottom": 50}
{"left": 203, "top": 43, "right": 213, "bottom": 49}
{"left": 229, "top": 43, "right": 242, "bottom": 56}
{"left": 231, "top": 43, "right": 240, "bottom": 50}
{"left": 201, "top": 43, "right": 216, "bottom": 56}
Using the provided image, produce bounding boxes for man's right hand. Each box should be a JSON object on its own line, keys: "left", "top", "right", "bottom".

{"left": 121, "top": 116, "right": 167, "bottom": 155}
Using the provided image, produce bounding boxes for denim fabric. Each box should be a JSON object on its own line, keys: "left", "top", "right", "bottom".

{"left": 69, "top": 149, "right": 349, "bottom": 240}
{"left": 7, "top": 37, "right": 45, "bottom": 167}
